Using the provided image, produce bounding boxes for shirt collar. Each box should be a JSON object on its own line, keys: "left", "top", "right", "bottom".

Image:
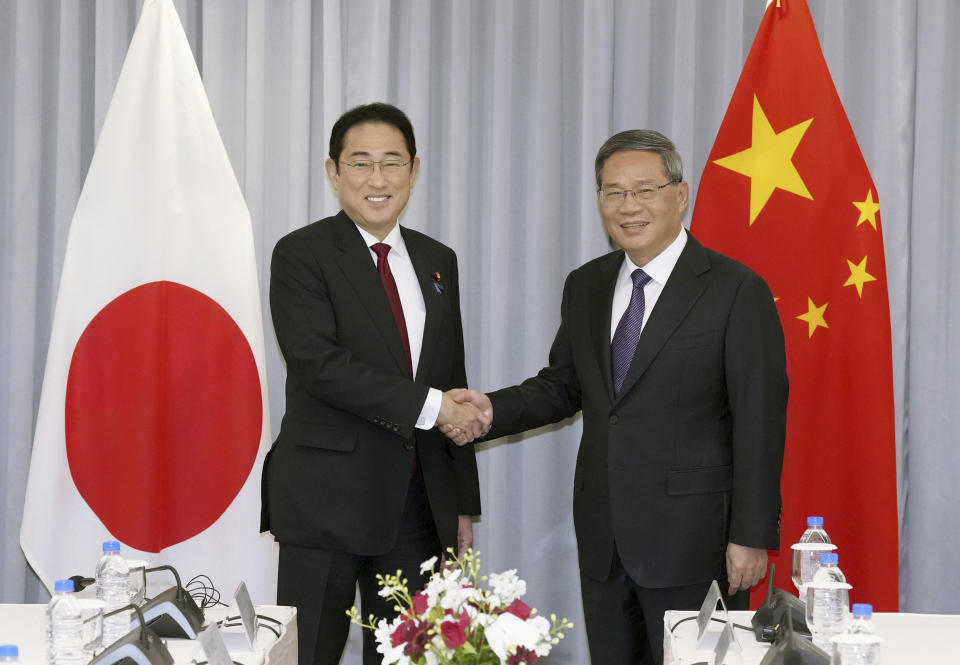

{"left": 621, "top": 227, "right": 687, "bottom": 285}
{"left": 354, "top": 223, "right": 408, "bottom": 260}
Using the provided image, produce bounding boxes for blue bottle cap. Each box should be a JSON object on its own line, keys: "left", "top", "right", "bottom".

{"left": 0, "top": 645, "right": 18, "bottom": 658}
{"left": 819, "top": 552, "right": 838, "bottom": 565}
{"left": 852, "top": 603, "right": 873, "bottom": 617}
{"left": 807, "top": 516, "right": 824, "bottom": 527}
{"left": 102, "top": 540, "right": 121, "bottom": 552}
{"left": 54, "top": 579, "right": 75, "bottom": 592}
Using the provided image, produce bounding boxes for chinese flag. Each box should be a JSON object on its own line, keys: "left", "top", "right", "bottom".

{"left": 690, "top": 0, "right": 898, "bottom": 609}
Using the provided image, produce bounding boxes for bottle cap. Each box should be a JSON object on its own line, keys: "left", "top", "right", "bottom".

{"left": 54, "top": 579, "right": 75, "bottom": 592}
{"left": 819, "top": 552, "right": 838, "bottom": 565}
{"left": 0, "top": 645, "right": 18, "bottom": 658}
{"left": 102, "top": 540, "right": 121, "bottom": 552}
{"left": 806, "top": 516, "right": 824, "bottom": 527}
{"left": 852, "top": 603, "right": 873, "bottom": 617}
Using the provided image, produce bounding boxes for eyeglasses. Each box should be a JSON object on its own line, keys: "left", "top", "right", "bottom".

{"left": 598, "top": 181, "right": 679, "bottom": 207}
{"left": 341, "top": 160, "right": 411, "bottom": 178}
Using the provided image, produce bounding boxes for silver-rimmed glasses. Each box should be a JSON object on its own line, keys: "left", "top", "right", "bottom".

{"left": 341, "top": 160, "right": 411, "bottom": 177}
{"left": 598, "top": 181, "right": 678, "bottom": 207}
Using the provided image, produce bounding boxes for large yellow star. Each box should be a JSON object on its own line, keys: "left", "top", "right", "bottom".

{"left": 844, "top": 255, "right": 877, "bottom": 297}
{"left": 853, "top": 189, "right": 880, "bottom": 229}
{"left": 714, "top": 96, "right": 814, "bottom": 225}
{"left": 797, "top": 298, "right": 829, "bottom": 338}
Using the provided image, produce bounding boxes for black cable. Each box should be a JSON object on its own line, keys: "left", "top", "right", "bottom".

{"left": 185, "top": 574, "right": 226, "bottom": 608}
{"left": 223, "top": 613, "right": 283, "bottom": 626}
{"left": 218, "top": 620, "right": 281, "bottom": 639}
{"left": 217, "top": 614, "right": 283, "bottom": 639}
{"left": 669, "top": 615, "right": 753, "bottom": 634}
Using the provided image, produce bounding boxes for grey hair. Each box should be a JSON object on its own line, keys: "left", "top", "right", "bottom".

{"left": 594, "top": 129, "right": 684, "bottom": 189}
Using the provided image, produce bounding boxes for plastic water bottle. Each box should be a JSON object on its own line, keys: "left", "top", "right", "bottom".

{"left": 805, "top": 553, "right": 850, "bottom": 651}
{"left": 832, "top": 603, "right": 881, "bottom": 664}
{"left": 791, "top": 516, "right": 833, "bottom": 597}
{"left": 46, "top": 579, "right": 84, "bottom": 665}
{"left": 96, "top": 540, "right": 131, "bottom": 646}
{"left": 0, "top": 645, "right": 18, "bottom": 663}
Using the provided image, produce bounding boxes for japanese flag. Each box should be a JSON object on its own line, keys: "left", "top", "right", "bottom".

{"left": 20, "top": 0, "right": 277, "bottom": 602}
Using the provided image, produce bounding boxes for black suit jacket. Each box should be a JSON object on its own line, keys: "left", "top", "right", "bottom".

{"left": 261, "top": 211, "right": 480, "bottom": 555}
{"left": 486, "top": 233, "right": 787, "bottom": 587}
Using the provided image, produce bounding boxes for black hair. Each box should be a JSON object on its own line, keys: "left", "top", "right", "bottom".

{"left": 328, "top": 103, "right": 417, "bottom": 170}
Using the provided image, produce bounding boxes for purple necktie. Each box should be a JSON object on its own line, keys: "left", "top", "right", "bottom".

{"left": 611, "top": 268, "right": 652, "bottom": 396}
{"left": 371, "top": 243, "right": 413, "bottom": 377}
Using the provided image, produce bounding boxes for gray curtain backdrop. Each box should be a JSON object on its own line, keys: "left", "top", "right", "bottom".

{"left": 2, "top": 0, "right": 957, "bottom": 661}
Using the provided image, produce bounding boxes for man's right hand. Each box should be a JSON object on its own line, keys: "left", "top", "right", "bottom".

{"left": 436, "top": 389, "right": 491, "bottom": 445}
{"left": 438, "top": 389, "right": 493, "bottom": 446}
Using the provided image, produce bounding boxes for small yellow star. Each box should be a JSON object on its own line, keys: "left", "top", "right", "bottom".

{"left": 853, "top": 190, "right": 880, "bottom": 229}
{"left": 713, "top": 95, "right": 814, "bottom": 225}
{"left": 797, "top": 298, "right": 829, "bottom": 338}
{"left": 843, "top": 255, "right": 877, "bottom": 298}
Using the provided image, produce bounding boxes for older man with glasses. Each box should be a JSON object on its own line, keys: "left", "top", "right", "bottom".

{"left": 446, "top": 129, "right": 788, "bottom": 665}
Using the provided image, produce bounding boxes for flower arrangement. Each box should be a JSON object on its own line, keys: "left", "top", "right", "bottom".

{"left": 348, "top": 549, "right": 573, "bottom": 665}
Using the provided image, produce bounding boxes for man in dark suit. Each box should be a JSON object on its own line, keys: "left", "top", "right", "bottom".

{"left": 262, "top": 103, "right": 488, "bottom": 665}
{"left": 445, "top": 130, "right": 787, "bottom": 665}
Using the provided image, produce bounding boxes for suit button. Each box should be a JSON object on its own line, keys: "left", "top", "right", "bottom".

{"left": 373, "top": 416, "right": 382, "bottom": 425}
{"left": 608, "top": 415, "right": 619, "bottom": 425}
{"left": 392, "top": 424, "right": 400, "bottom": 432}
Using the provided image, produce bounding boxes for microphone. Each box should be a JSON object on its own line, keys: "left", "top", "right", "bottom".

{"left": 135, "top": 565, "right": 205, "bottom": 639}
{"left": 90, "top": 603, "right": 173, "bottom": 665}
{"left": 751, "top": 563, "right": 811, "bottom": 642}
{"left": 68, "top": 575, "right": 95, "bottom": 592}
{"left": 758, "top": 608, "right": 829, "bottom": 665}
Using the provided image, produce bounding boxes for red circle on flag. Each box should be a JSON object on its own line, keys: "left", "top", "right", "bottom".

{"left": 65, "top": 281, "right": 262, "bottom": 552}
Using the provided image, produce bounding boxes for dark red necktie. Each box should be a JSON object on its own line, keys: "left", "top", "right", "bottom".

{"left": 371, "top": 243, "right": 413, "bottom": 376}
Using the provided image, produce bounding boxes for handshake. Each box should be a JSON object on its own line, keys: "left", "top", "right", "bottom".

{"left": 436, "top": 389, "right": 493, "bottom": 446}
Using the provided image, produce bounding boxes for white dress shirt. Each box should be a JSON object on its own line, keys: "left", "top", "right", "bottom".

{"left": 355, "top": 223, "right": 442, "bottom": 429}
{"left": 609, "top": 228, "right": 688, "bottom": 342}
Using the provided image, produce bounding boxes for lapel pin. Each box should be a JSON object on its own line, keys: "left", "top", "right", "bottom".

{"left": 433, "top": 272, "right": 444, "bottom": 294}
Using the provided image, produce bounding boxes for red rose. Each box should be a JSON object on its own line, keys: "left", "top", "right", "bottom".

{"left": 505, "top": 599, "right": 532, "bottom": 620}
{"left": 440, "top": 619, "right": 467, "bottom": 649}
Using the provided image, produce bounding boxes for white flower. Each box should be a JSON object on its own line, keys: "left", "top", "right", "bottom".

{"left": 529, "top": 615, "right": 553, "bottom": 656}
{"left": 374, "top": 616, "right": 408, "bottom": 665}
{"left": 441, "top": 566, "right": 463, "bottom": 584}
{"left": 419, "top": 555, "right": 439, "bottom": 574}
{"left": 439, "top": 582, "right": 480, "bottom": 613}
{"left": 424, "top": 567, "right": 465, "bottom": 609}
{"left": 484, "top": 612, "right": 543, "bottom": 662}
{"left": 488, "top": 569, "right": 526, "bottom": 605}
{"left": 473, "top": 610, "right": 495, "bottom": 628}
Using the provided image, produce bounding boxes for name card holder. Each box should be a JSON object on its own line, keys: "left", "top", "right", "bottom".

{"left": 693, "top": 580, "right": 742, "bottom": 663}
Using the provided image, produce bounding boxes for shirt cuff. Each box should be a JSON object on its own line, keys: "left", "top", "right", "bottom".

{"left": 416, "top": 387, "right": 443, "bottom": 429}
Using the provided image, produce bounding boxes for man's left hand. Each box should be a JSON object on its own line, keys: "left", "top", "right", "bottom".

{"left": 457, "top": 515, "right": 474, "bottom": 557}
{"left": 725, "top": 542, "right": 767, "bottom": 594}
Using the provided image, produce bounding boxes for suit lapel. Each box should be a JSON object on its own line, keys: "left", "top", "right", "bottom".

{"left": 589, "top": 253, "right": 623, "bottom": 405}
{"left": 614, "top": 235, "right": 711, "bottom": 404}
{"left": 403, "top": 227, "right": 445, "bottom": 383}
{"left": 332, "top": 213, "right": 410, "bottom": 375}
